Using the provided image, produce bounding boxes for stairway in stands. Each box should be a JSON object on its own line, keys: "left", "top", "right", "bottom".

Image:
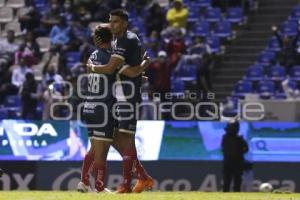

{"left": 212, "top": 0, "right": 299, "bottom": 102}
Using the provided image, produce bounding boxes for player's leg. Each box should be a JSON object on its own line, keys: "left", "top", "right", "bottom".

{"left": 112, "top": 129, "right": 153, "bottom": 193}
{"left": 77, "top": 135, "right": 95, "bottom": 192}
{"left": 93, "top": 138, "right": 112, "bottom": 192}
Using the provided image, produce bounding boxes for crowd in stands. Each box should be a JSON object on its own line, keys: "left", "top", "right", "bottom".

{"left": 0, "top": 0, "right": 254, "bottom": 120}
{"left": 224, "top": 4, "right": 300, "bottom": 117}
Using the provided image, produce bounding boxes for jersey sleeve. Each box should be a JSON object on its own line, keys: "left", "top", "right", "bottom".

{"left": 112, "top": 38, "right": 127, "bottom": 61}
{"left": 87, "top": 51, "right": 97, "bottom": 64}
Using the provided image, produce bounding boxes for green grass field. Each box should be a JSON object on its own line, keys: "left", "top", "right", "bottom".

{"left": 0, "top": 192, "right": 300, "bottom": 200}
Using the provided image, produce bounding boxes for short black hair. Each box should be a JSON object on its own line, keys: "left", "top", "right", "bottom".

{"left": 94, "top": 25, "right": 113, "bottom": 43}
{"left": 110, "top": 9, "right": 129, "bottom": 21}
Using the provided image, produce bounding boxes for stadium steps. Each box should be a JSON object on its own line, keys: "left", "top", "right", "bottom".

{"left": 211, "top": 0, "right": 299, "bottom": 103}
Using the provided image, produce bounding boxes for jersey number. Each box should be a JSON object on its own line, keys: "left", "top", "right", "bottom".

{"left": 88, "top": 74, "right": 101, "bottom": 93}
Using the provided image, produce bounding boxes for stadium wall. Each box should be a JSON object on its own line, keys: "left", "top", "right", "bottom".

{"left": 0, "top": 161, "right": 299, "bottom": 192}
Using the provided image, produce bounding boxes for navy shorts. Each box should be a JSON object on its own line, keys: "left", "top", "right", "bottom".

{"left": 114, "top": 102, "right": 137, "bottom": 134}
{"left": 82, "top": 102, "right": 115, "bottom": 141}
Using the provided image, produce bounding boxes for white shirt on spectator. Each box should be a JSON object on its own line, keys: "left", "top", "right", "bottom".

{"left": 0, "top": 39, "right": 19, "bottom": 54}
{"left": 11, "top": 66, "right": 32, "bottom": 87}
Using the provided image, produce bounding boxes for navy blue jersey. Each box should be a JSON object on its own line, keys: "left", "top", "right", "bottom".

{"left": 112, "top": 31, "right": 143, "bottom": 103}
{"left": 83, "top": 48, "right": 116, "bottom": 114}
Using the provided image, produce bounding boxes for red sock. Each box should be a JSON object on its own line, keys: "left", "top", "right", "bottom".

{"left": 81, "top": 153, "right": 94, "bottom": 186}
{"left": 134, "top": 159, "right": 150, "bottom": 180}
{"left": 94, "top": 163, "right": 106, "bottom": 192}
{"left": 122, "top": 148, "right": 137, "bottom": 188}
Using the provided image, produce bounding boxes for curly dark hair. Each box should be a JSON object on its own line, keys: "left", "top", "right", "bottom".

{"left": 93, "top": 25, "right": 113, "bottom": 44}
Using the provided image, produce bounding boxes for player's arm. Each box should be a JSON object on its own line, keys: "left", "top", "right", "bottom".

{"left": 119, "top": 59, "right": 150, "bottom": 78}
{"left": 86, "top": 56, "right": 124, "bottom": 74}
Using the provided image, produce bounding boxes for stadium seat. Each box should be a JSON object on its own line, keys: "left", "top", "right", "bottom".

{"left": 213, "top": 20, "right": 232, "bottom": 39}
{"left": 267, "top": 65, "right": 286, "bottom": 81}
{"left": 171, "top": 79, "right": 185, "bottom": 94}
{"left": 232, "top": 80, "right": 253, "bottom": 99}
{"left": 193, "top": 20, "right": 210, "bottom": 37}
{"left": 6, "top": 0, "right": 25, "bottom": 9}
{"left": 4, "top": 95, "right": 21, "bottom": 108}
{"left": 226, "top": 7, "right": 244, "bottom": 24}
{"left": 289, "top": 6, "right": 300, "bottom": 21}
{"left": 178, "top": 64, "right": 197, "bottom": 81}
{"left": 0, "top": 108, "right": 8, "bottom": 120}
{"left": 196, "top": 0, "right": 211, "bottom": 8}
{"left": 188, "top": 9, "right": 200, "bottom": 23}
{"left": 256, "top": 51, "right": 275, "bottom": 66}
{"left": 204, "top": 7, "right": 222, "bottom": 23}
{"left": 257, "top": 80, "right": 275, "bottom": 99}
{"left": 2, "top": 21, "right": 22, "bottom": 36}
{"left": 275, "top": 80, "right": 297, "bottom": 99}
{"left": 244, "top": 64, "right": 264, "bottom": 81}
{"left": 280, "top": 21, "right": 298, "bottom": 36}
{"left": 0, "top": 7, "right": 14, "bottom": 23}
{"left": 65, "top": 51, "right": 81, "bottom": 69}
{"left": 290, "top": 65, "right": 300, "bottom": 81}
{"left": 206, "top": 34, "right": 221, "bottom": 53}
{"left": 267, "top": 36, "right": 281, "bottom": 52}
{"left": 37, "top": 37, "right": 51, "bottom": 53}
{"left": 16, "top": 7, "right": 31, "bottom": 18}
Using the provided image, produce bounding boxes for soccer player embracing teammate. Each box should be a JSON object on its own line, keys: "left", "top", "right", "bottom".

{"left": 78, "top": 9, "right": 154, "bottom": 193}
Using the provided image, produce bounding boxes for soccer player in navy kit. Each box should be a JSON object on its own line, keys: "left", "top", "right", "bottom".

{"left": 86, "top": 9, "right": 154, "bottom": 193}
{"left": 77, "top": 25, "right": 115, "bottom": 193}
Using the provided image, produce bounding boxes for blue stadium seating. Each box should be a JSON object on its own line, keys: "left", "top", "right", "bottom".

{"left": 280, "top": 21, "right": 298, "bottom": 36}
{"left": 4, "top": 95, "right": 21, "bottom": 108}
{"left": 267, "top": 65, "right": 286, "bottom": 81}
{"left": 289, "top": 6, "right": 300, "bottom": 21}
{"left": 256, "top": 51, "right": 275, "bottom": 66}
{"left": 244, "top": 64, "right": 264, "bottom": 81}
{"left": 178, "top": 64, "right": 197, "bottom": 81}
{"left": 65, "top": 51, "right": 81, "bottom": 69}
{"left": 213, "top": 20, "right": 232, "bottom": 39}
{"left": 197, "top": 0, "right": 212, "bottom": 8}
{"left": 194, "top": 20, "right": 210, "bottom": 37}
{"left": 232, "top": 80, "right": 253, "bottom": 98}
{"left": 204, "top": 7, "right": 222, "bottom": 23}
{"left": 206, "top": 34, "right": 221, "bottom": 53}
{"left": 267, "top": 36, "right": 281, "bottom": 52}
{"left": 257, "top": 80, "right": 275, "bottom": 99}
{"left": 0, "top": 108, "right": 8, "bottom": 120}
{"left": 226, "top": 7, "right": 244, "bottom": 24}
{"left": 290, "top": 65, "right": 300, "bottom": 81}
{"left": 171, "top": 79, "right": 185, "bottom": 94}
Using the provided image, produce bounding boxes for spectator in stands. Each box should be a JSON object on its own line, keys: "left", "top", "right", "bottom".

{"left": 71, "top": 19, "right": 92, "bottom": 50}
{"left": 43, "top": 64, "right": 64, "bottom": 89}
{"left": 221, "top": 120, "right": 248, "bottom": 192}
{"left": 272, "top": 25, "right": 300, "bottom": 73}
{"left": 50, "top": 16, "right": 72, "bottom": 51}
{"left": 42, "top": 46, "right": 60, "bottom": 75}
{"left": 92, "top": 0, "right": 111, "bottom": 22}
{"left": 71, "top": 52, "right": 88, "bottom": 78}
{"left": 41, "top": 0, "right": 62, "bottom": 32}
{"left": 282, "top": 78, "right": 300, "bottom": 99}
{"left": 146, "top": 50, "right": 172, "bottom": 103}
{"left": 57, "top": 56, "right": 72, "bottom": 82}
{"left": 144, "top": 30, "right": 160, "bottom": 58}
{"left": 62, "top": 0, "right": 77, "bottom": 26}
{"left": 15, "top": 31, "right": 40, "bottom": 66}
{"left": 77, "top": 6, "right": 92, "bottom": 23}
{"left": 42, "top": 79, "right": 63, "bottom": 120}
{"left": 187, "top": 36, "right": 214, "bottom": 90}
{"left": 144, "top": 3, "right": 165, "bottom": 37}
{"left": 18, "top": 6, "right": 41, "bottom": 32}
{"left": 166, "top": 0, "right": 189, "bottom": 29}
{"left": 20, "top": 72, "right": 39, "bottom": 119}
{"left": 12, "top": 57, "right": 32, "bottom": 90}
{"left": 166, "top": 29, "right": 186, "bottom": 67}
{"left": 0, "top": 30, "right": 19, "bottom": 73}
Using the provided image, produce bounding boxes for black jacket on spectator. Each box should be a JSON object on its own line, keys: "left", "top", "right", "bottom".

{"left": 221, "top": 121, "right": 248, "bottom": 192}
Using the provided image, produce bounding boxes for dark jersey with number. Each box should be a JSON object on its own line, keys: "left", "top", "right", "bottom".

{"left": 112, "top": 30, "right": 143, "bottom": 103}
{"left": 83, "top": 48, "right": 116, "bottom": 114}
